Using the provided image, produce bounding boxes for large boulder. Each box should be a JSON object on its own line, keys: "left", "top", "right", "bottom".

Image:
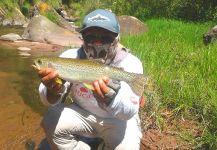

{"left": 203, "top": 25, "right": 217, "bottom": 45}
{"left": 33, "top": 3, "right": 78, "bottom": 32}
{"left": 22, "top": 15, "right": 82, "bottom": 47}
{"left": 117, "top": 16, "right": 148, "bottom": 35}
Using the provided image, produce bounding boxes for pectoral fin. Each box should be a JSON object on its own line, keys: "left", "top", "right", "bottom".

{"left": 83, "top": 83, "right": 94, "bottom": 90}
{"left": 55, "top": 78, "right": 63, "bottom": 85}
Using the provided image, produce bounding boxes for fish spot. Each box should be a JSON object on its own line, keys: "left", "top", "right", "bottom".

{"left": 105, "top": 66, "right": 109, "bottom": 71}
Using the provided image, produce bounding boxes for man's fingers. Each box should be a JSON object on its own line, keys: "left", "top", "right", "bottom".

{"left": 41, "top": 71, "right": 58, "bottom": 84}
{"left": 38, "top": 68, "right": 55, "bottom": 78}
{"left": 99, "top": 79, "right": 109, "bottom": 94}
{"left": 93, "top": 80, "right": 104, "bottom": 98}
{"left": 102, "top": 76, "right": 109, "bottom": 84}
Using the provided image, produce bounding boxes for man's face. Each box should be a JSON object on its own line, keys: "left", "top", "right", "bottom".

{"left": 82, "top": 28, "right": 118, "bottom": 60}
{"left": 82, "top": 28, "right": 117, "bottom": 45}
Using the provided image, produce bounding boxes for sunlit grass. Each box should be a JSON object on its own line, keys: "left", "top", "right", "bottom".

{"left": 121, "top": 19, "right": 217, "bottom": 147}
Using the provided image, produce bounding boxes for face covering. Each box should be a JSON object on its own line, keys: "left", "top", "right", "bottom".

{"left": 82, "top": 35, "right": 119, "bottom": 64}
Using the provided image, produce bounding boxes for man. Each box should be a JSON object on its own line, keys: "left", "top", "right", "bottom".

{"left": 38, "top": 9, "right": 144, "bottom": 150}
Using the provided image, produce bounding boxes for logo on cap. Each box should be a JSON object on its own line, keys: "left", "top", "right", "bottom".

{"left": 87, "top": 14, "right": 110, "bottom": 22}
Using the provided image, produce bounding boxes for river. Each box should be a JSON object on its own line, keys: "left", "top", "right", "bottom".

{"left": 0, "top": 27, "right": 61, "bottom": 149}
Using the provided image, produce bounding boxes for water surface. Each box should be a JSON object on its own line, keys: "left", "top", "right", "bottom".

{"left": 0, "top": 27, "right": 53, "bottom": 149}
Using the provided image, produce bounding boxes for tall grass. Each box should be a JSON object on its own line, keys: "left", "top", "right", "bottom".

{"left": 121, "top": 19, "right": 217, "bottom": 147}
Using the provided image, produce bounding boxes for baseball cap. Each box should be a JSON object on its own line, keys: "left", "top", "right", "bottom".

{"left": 80, "top": 9, "right": 120, "bottom": 34}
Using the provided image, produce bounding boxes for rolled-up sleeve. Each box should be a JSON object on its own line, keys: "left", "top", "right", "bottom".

{"left": 38, "top": 82, "right": 70, "bottom": 106}
{"left": 105, "top": 81, "right": 141, "bottom": 120}
{"left": 105, "top": 54, "right": 144, "bottom": 120}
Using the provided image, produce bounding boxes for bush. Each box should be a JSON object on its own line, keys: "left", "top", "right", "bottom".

{"left": 21, "top": 2, "right": 31, "bottom": 17}
{"left": 111, "top": 0, "right": 217, "bottom": 22}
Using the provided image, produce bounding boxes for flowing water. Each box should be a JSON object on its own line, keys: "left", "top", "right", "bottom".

{"left": 0, "top": 27, "right": 62, "bottom": 149}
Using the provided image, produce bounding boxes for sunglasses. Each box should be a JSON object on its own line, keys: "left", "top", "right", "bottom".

{"left": 82, "top": 34, "right": 115, "bottom": 44}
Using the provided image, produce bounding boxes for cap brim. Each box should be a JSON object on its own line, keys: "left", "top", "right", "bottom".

{"left": 79, "top": 25, "right": 118, "bottom": 34}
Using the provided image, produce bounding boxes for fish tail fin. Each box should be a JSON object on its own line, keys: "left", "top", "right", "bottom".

{"left": 129, "top": 74, "right": 148, "bottom": 96}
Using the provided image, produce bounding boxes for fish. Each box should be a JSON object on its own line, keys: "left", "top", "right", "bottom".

{"left": 32, "top": 57, "right": 148, "bottom": 96}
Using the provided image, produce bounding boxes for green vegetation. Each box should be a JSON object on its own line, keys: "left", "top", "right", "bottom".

{"left": 62, "top": 0, "right": 217, "bottom": 22}
{"left": 41, "top": 11, "right": 59, "bottom": 23}
{"left": 1, "top": 0, "right": 217, "bottom": 22}
{"left": 0, "top": 0, "right": 17, "bottom": 9}
{"left": 111, "top": 0, "right": 217, "bottom": 22}
{"left": 0, "top": 0, "right": 19, "bottom": 17}
{"left": 121, "top": 19, "right": 217, "bottom": 148}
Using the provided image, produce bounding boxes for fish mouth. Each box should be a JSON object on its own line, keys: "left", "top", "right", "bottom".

{"left": 32, "top": 61, "right": 40, "bottom": 71}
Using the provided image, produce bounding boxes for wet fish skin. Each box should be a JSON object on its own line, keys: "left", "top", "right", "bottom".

{"left": 32, "top": 57, "right": 147, "bottom": 96}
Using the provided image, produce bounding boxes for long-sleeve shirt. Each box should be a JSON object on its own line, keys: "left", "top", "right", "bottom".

{"left": 39, "top": 48, "right": 144, "bottom": 120}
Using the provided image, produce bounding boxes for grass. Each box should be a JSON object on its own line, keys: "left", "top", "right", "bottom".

{"left": 121, "top": 19, "right": 217, "bottom": 148}
{"left": 0, "top": 0, "right": 19, "bottom": 17}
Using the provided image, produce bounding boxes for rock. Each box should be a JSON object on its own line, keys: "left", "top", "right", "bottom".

{"left": 0, "top": 33, "right": 22, "bottom": 41}
{"left": 29, "top": 5, "right": 40, "bottom": 18}
{"left": 56, "top": 7, "right": 68, "bottom": 19}
{"left": 12, "top": 8, "right": 29, "bottom": 26}
{"left": 13, "top": 20, "right": 25, "bottom": 26}
{"left": 2, "top": 19, "right": 13, "bottom": 26}
{"left": 23, "top": 22, "right": 30, "bottom": 28}
{"left": 22, "top": 15, "right": 82, "bottom": 47}
{"left": 55, "top": 7, "right": 79, "bottom": 22}
{"left": 203, "top": 25, "right": 217, "bottom": 45}
{"left": 0, "top": 17, "right": 3, "bottom": 25}
{"left": 18, "top": 51, "right": 31, "bottom": 57}
{"left": 17, "top": 47, "right": 31, "bottom": 51}
{"left": 0, "top": 7, "right": 28, "bottom": 26}
{"left": 117, "top": 16, "right": 148, "bottom": 35}
{"left": 34, "top": 3, "right": 77, "bottom": 32}
{"left": 52, "top": 8, "right": 78, "bottom": 32}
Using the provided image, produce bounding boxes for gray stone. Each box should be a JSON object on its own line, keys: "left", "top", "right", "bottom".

{"left": 203, "top": 25, "right": 217, "bottom": 45}
{"left": 2, "top": 19, "right": 13, "bottom": 26}
{"left": 13, "top": 20, "right": 25, "bottom": 26}
{"left": 18, "top": 51, "right": 31, "bottom": 57}
{"left": 22, "top": 15, "right": 82, "bottom": 47}
{"left": 17, "top": 47, "right": 31, "bottom": 51}
{"left": 51, "top": 8, "right": 78, "bottom": 32}
{"left": 0, "top": 17, "right": 3, "bottom": 25}
{"left": 0, "top": 7, "right": 28, "bottom": 27}
{"left": 0, "top": 33, "right": 22, "bottom": 41}
{"left": 117, "top": 16, "right": 148, "bottom": 35}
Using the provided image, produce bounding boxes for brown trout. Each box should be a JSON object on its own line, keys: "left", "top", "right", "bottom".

{"left": 32, "top": 57, "right": 147, "bottom": 96}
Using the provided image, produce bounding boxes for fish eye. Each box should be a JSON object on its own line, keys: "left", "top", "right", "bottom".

{"left": 37, "top": 59, "right": 42, "bottom": 64}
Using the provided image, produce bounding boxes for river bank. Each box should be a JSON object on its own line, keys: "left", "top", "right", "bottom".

{"left": 0, "top": 39, "right": 64, "bottom": 52}
{"left": 0, "top": 43, "right": 45, "bottom": 149}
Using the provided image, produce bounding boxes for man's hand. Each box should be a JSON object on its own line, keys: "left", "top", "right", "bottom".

{"left": 92, "top": 77, "right": 121, "bottom": 107}
{"left": 92, "top": 76, "right": 110, "bottom": 98}
{"left": 92, "top": 77, "right": 121, "bottom": 99}
{"left": 38, "top": 68, "right": 64, "bottom": 95}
